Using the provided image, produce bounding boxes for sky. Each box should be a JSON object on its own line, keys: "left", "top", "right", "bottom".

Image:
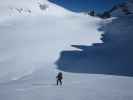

{"left": 49, "top": 0, "right": 127, "bottom": 12}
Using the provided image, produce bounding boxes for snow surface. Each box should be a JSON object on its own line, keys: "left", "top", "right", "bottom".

{"left": 0, "top": 0, "right": 103, "bottom": 82}
{"left": 0, "top": 0, "right": 133, "bottom": 100}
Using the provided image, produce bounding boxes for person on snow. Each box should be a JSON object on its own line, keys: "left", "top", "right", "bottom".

{"left": 56, "top": 72, "right": 63, "bottom": 86}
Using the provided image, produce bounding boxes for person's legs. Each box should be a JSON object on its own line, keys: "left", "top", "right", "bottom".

{"left": 57, "top": 79, "right": 59, "bottom": 85}
{"left": 59, "top": 79, "right": 62, "bottom": 86}
{"left": 57, "top": 79, "right": 62, "bottom": 86}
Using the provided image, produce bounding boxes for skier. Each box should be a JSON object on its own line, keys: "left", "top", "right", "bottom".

{"left": 56, "top": 72, "right": 63, "bottom": 86}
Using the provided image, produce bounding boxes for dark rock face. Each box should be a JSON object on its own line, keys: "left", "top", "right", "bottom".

{"left": 38, "top": 3, "right": 48, "bottom": 11}
{"left": 92, "top": 1, "right": 133, "bottom": 18}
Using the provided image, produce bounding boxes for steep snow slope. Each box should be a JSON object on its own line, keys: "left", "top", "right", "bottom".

{"left": 0, "top": 0, "right": 102, "bottom": 82}
{"left": 56, "top": 15, "right": 133, "bottom": 76}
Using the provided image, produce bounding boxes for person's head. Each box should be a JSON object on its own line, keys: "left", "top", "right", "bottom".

{"left": 58, "top": 72, "right": 62, "bottom": 75}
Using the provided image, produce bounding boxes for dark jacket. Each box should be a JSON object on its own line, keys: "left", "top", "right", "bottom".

{"left": 56, "top": 72, "right": 63, "bottom": 80}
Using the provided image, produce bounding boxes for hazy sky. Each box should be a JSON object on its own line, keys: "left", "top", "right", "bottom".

{"left": 49, "top": 0, "right": 126, "bottom": 12}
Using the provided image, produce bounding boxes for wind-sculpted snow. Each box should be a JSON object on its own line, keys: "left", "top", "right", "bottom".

{"left": 0, "top": 0, "right": 102, "bottom": 82}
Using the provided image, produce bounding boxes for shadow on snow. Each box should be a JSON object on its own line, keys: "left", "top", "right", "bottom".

{"left": 56, "top": 15, "right": 133, "bottom": 77}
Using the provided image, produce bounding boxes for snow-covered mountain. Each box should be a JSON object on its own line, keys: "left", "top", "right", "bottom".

{"left": 0, "top": 0, "right": 133, "bottom": 100}
{"left": 91, "top": 0, "right": 133, "bottom": 19}
{"left": 55, "top": 1, "right": 133, "bottom": 77}
{"left": 0, "top": 0, "right": 102, "bottom": 82}
{"left": 111, "top": 0, "right": 133, "bottom": 17}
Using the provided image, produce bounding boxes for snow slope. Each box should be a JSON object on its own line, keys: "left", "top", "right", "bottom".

{"left": 0, "top": 0, "right": 102, "bottom": 82}
{"left": 0, "top": 0, "right": 133, "bottom": 100}
{"left": 55, "top": 1, "right": 133, "bottom": 76}
{"left": 0, "top": 74, "right": 133, "bottom": 100}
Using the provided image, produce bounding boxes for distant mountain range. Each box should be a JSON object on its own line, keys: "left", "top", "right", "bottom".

{"left": 88, "top": 0, "right": 133, "bottom": 18}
